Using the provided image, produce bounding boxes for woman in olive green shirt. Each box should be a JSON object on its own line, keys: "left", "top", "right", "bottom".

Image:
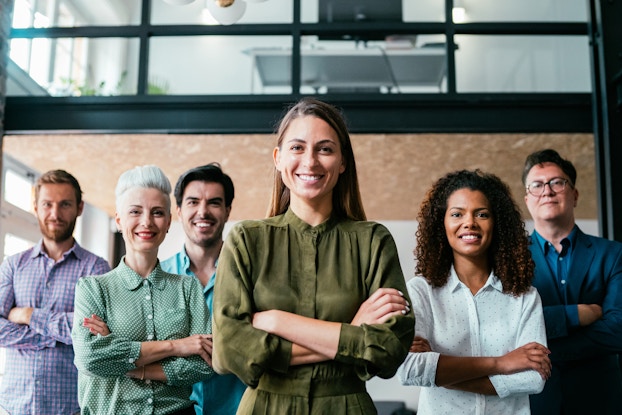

{"left": 213, "top": 98, "right": 415, "bottom": 414}
{"left": 72, "top": 165, "right": 214, "bottom": 415}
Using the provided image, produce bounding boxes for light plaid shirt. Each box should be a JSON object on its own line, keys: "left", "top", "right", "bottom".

{"left": 0, "top": 240, "right": 110, "bottom": 415}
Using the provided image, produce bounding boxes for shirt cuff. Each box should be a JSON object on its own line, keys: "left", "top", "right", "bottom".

{"left": 29, "top": 307, "right": 47, "bottom": 335}
{"left": 565, "top": 304, "right": 580, "bottom": 328}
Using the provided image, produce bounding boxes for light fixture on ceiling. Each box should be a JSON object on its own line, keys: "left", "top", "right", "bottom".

{"left": 204, "top": 0, "right": 247, "bottom": 25}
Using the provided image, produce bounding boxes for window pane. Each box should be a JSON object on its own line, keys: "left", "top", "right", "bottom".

{"left": 152, "top": 0, "right": 292, "bottom": 25}
{"left": 455, "top": 35, "right": 591, "bottom": 93}
{"left": 9, "top": 38, "right": 140, "bottom": 96}
{"left": 297, "top": 37, "right": 446, "bottom": 94}
{"left": 455, "top": 0, "right": 587, "bottom": 23}
{"left": 302, "top": 0, "right": 444, "bottom": 24}
{"left": 149, "top": 36, "right": 292, "bottom": 95}
{"left": 3, "top": 169, "right": 33, "bottom": 212}
{"left": 3, "top": 234, "right": 36, "bottom": 260}
{"left": 12, "top": 0, "right": 141, "bottom": 27}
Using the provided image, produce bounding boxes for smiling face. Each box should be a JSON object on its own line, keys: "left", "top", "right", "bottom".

{"left": 177, "top": 180, "right": 230, "bottom": 249}
{"left": 34, "top": 183, "right": 84, "bottom": 243}
{"left": 444, "top": 188, "right": 494, "bottom": 262}
{"left": 273, "top": 115, "right": 345, "bottom": 211}
{"left": 524, "top": 161, "right": 578, "bottom": 228}
{"left": 115, "top": 187, "right": 171, "bottom": 256}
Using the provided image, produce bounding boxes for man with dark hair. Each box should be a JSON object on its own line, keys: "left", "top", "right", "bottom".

{"left": 522, "top": 149, "right": 622, "bottom": 414}
{"left": 0, "top": 169, "right": 111, "bottom": 415}
{"left": 161, "top": 163, "right": 245, "bottom": 415}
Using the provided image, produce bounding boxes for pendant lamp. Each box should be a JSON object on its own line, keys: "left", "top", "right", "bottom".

{"left": 204, "top": 0, "right": 247, "bottom": 25}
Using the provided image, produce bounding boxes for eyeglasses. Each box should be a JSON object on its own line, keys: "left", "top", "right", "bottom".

{"left": 526, "top": 178, "right": 571, "bottom": 196}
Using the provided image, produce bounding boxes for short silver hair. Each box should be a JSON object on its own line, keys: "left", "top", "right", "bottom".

{"left": 115, "top": 165, "right": 171, "bottom": 212}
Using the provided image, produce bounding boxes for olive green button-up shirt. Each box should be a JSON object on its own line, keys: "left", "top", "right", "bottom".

{"left": 72, "top": 259, "right": 214, "bottom": 415}
{"left": 213, "top": 209, "right": 415, "bottom": 414}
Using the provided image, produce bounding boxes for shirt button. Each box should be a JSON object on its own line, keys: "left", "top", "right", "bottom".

{"left": 145, "top": 295, "right": 151, "bottom": 300}
{"left": 561, "top": 280, "right": 566, "bottom": 284}
{"left": 143, "top": 281, "right": 148, "bottom": 286}
{"left": 147, "top": 314, "right": 153, "bottom": 320}
{"left": 145, "top": 379, "right": 151, "bottom": 385}
{"left": 147, "top": 334, "right": 154, "bottom": 340}
{"left": 128, "top": 358, "right": 135, "bottom": 363}
{"left": 147, "top": 398, "right": 153, "bottom": 404}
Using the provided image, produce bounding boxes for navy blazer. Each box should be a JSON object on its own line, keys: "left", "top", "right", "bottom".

{"left": 530, "top": 227, "right": 622, "bottom": 358}
{"left": 529, "top": 227, "right": 622, "bottom": 415}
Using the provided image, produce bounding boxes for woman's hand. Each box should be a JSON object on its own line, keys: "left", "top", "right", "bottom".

{"left": 496, "top": 342, "right": 551, "bottom": 380}
{"left": 410, "top": 336, "right": 432, "bottom": 353}
{"left": 171, "top": 334, "right": 213, "bottom": 366}
{"left": 83, "top": 314, "right": 110, "bottom": 336}
{"left": 350, "top": 288, "right": 410, "bottom": 326}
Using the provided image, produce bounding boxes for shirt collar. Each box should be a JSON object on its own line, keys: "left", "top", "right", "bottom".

{"left": 118, "top": 257, "right": 167, "bottom": 291}
{"left": 284, "top": 207, "right": 339, "bottom": 234}
{"left": 534, "top": 225, "right": 578, "bottom": 256}
{"left": 31, "top": 238, "right": 81, "bottom": 260}
{"left": 448, "top": 265, "right": 501, "bottom": 293}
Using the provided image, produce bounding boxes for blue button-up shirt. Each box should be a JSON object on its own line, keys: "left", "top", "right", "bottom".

{"left": 161, "top": 248, "right": 246, "bottom": 415}
{"left": 0, "top": 240, "right": 110, "bottom": 415}
{"left": 533, "top": 227, "right": 579, "bottom": 328}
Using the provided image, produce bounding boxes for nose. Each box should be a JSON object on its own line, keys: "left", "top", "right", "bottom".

{"left": 541, "top": 182, "right": 555, "bottom": 196}
{"left": 141, "top": 212, "right": 153, "bottom": 227}
{"left": 49, "top": 204, "right": 60, "bottom": 219}
{"left": 197, "top": 201, "right": 209, "bottom": 217}
{"left": 303, "top": 149, "right": 319, "bottom": 167}
{"left": 462, "top": 214, "right": 478, "bottom": 228}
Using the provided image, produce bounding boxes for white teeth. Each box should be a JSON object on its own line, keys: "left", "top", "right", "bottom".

{"left": 461, "top": 235, "right": 479, "bottom": 240}
{"left": 299, "top": 174, "right": 321, "bottom": 181}
{"left": 195, "top": 223, "right": 211, "bottom": 228}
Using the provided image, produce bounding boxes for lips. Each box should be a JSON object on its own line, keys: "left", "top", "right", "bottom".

{"left": 136, "top": 232, "right": 156, "bottom": 239}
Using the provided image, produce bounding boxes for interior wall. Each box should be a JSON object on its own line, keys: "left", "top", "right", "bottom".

{"left": 1, "top": 133, "right": 597, "bottom": 224}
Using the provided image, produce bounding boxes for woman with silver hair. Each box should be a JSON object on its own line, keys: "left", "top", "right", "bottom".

{"left": 72, "top": 165, "right": 213, "bottom": 415}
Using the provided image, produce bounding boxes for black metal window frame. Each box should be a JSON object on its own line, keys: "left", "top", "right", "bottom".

{"left": 5, "top": 0, "right": 592, "bottom": 134}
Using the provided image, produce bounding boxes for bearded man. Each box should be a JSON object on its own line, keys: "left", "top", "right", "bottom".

{"left": 0, "top": 169, "right": 110, "bottom": 415}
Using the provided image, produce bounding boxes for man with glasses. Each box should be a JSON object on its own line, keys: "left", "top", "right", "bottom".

{"left": 522, "top": 149, "right": 622, "bottom": 415}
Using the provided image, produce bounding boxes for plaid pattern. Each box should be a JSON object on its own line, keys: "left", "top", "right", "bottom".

{"left": 0, "top": 240, "right": 110, "bottom": 415}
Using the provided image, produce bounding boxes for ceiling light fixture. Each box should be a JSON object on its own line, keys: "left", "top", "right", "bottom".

{"left": 204, "top": 0, "right": 247, "bottom": 25}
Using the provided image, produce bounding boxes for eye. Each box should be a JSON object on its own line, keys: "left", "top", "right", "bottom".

{"left": 319, "top": 145, "right": 335, "bottom": 153}
{"left": 153, "top": 210, "right": 165, "bottom": 216}
{"left": 550, "top": 178, "right": 565, "bottom": 186}
{"left": 476, "top": 211, "right": 491, "bottom": 218}
{"left": 129, "top": 209, "right": 140, "bottom": 215}
{"left": 449, "top": 211, "right": 461, "bottom": 218}
{"left": 530, "top": 182, "right": 544, "bottom": 190}
{"left": 290, "top": 144, "right": 304, "bottom": 152}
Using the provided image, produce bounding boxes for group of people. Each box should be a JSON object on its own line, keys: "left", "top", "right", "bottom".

{"left": 0, "top": 97, "right": 620, "bottom": 415}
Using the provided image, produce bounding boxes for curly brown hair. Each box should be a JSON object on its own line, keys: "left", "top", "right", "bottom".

{"left": 415, "top": 169, "right": 534, "bottom": 296}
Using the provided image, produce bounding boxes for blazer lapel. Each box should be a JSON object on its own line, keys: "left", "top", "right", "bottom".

{"left": 566, "top": 229, "right": 594, "bottom": 303}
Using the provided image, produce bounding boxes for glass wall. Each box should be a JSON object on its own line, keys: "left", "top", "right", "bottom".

{"left": 6, "top": 0, "right": 591, "bottom": 97}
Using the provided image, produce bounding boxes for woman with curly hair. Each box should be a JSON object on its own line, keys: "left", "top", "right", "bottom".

{"left": 398, "top": 169, "right": 551, "bottom": 415}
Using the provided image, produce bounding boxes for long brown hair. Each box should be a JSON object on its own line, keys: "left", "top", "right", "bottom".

{"left": 267, "top": 98, "right": 366, "bottom": 221}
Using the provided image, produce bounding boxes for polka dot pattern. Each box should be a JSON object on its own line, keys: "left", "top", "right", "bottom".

{"left": 71, "top": 259, "right": 214, "bottom": 415}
